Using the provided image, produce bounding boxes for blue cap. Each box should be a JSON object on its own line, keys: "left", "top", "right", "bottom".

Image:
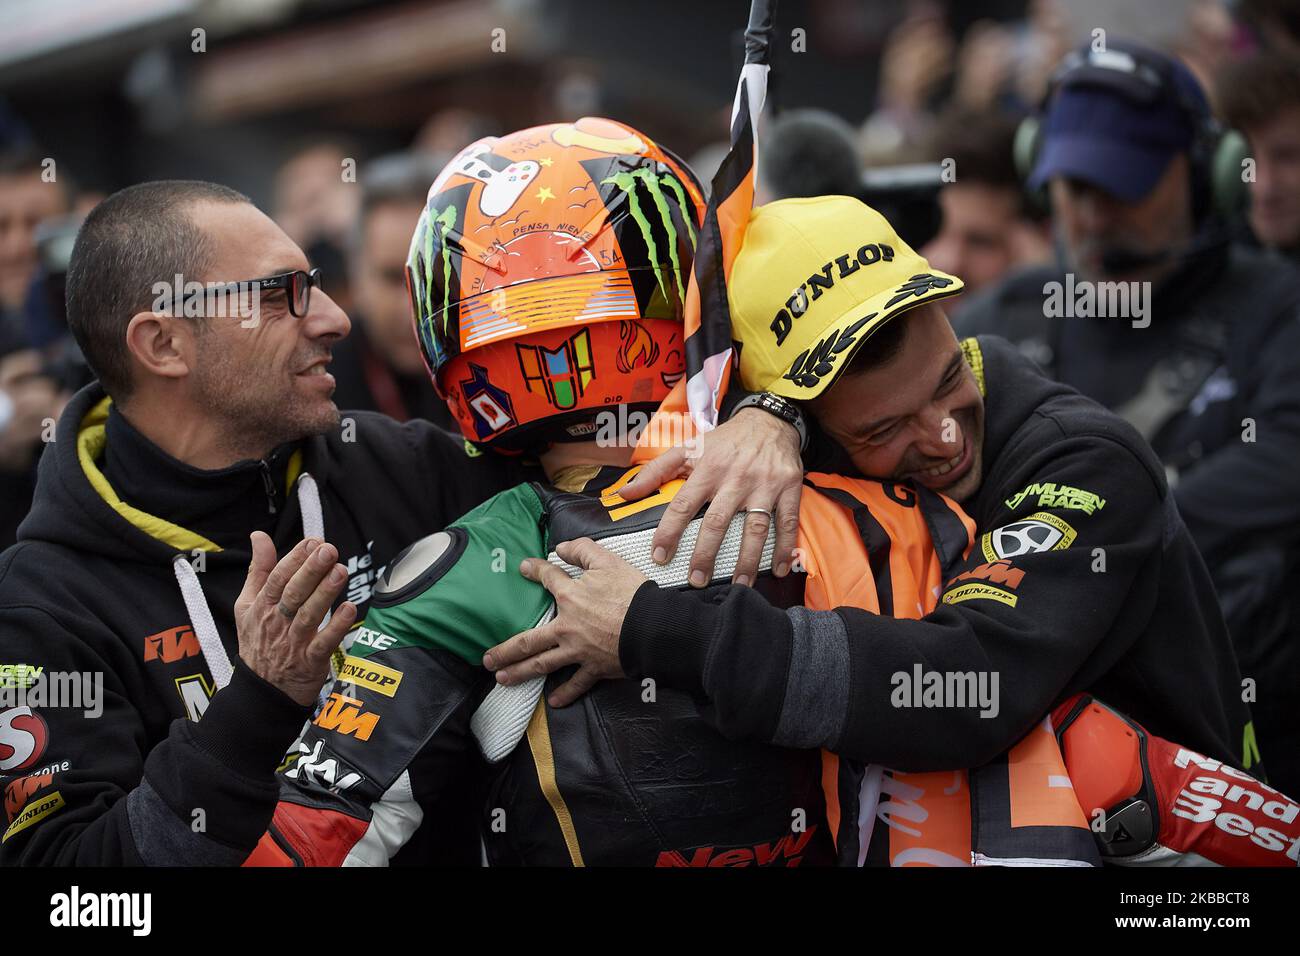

{"left": 1028, "top": 45, "right": 1207, "bottom": 202}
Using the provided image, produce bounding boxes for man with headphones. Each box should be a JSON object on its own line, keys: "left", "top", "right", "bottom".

{"left": 955, "top": 40, "right": 1300, "bottom": 796}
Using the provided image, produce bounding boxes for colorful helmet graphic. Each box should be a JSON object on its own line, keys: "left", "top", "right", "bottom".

{"left": 406, "top": 117, "right": 706, "bottom": 451}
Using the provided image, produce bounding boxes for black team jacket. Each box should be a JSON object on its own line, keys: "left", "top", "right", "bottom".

{"left": 0, "top": 383, "right": 520, "bottom": 865}
{"left": 620, "top": 336, "right": 1258, "bottom": 774}
{"left": 953, "top": 245, "right": 1300, "bottom": 795}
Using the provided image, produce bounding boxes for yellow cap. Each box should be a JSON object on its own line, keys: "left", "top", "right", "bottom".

{"left": 730, "top": 196, "right": 963, "bottom": 399}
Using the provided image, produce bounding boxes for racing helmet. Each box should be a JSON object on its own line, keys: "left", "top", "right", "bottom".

{"left": 406, "top": 117, "right": 706, "bottom": 452}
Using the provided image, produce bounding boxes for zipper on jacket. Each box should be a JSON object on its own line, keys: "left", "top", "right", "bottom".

{"left": 260, "top": 460, "right": 278, "bottom": 515}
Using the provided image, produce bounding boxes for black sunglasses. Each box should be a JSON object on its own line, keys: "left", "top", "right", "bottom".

{"left": 256, "top": 267, "right": 322, "bottom": 317}
{"left": 179, "top": 268, "right": 322, "bottom": 319}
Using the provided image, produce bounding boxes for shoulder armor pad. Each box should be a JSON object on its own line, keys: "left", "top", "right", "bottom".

{"left": 358, "top": 485, "right": 551, "bottom": 667}
{"left": 372, "top": 528, "right": 467, "bottom": 607}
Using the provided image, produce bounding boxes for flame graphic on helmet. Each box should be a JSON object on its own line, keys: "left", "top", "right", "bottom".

{"left": 616, "top": 320, "right": 661, "bottom": 373}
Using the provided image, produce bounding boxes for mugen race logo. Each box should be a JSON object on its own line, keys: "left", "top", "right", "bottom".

{"left": 517, "top": 327, "right": 595, "bottom": 410}
{"left": 0, "top": 664, "right": 42, "bottom": 689}
{"left": 1005, "top": 482, "right": 1106, "bottom": 515}
{"left": 313, "top": 693, "right": 380, "bottom": 741}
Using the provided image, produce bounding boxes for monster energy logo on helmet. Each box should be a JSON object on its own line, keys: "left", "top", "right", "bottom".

{"left": 408, "top": 202, "right": 458, "bottom": 369}
{"left": 601, "top": 165, "right": 697, "bottom": 304}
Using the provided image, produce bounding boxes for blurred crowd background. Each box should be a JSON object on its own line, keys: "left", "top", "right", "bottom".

{"left": 4, "top": 0, "right": 1300, "bottom": 787}
{"left": 0, "top": 0, "right": 1295, "bottom": 534}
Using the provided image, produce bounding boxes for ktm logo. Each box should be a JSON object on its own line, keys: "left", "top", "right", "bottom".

{"left": 949, "top": 560, "right": 1025, "bottom": 590}
{"left": 4, "top": 771, "right": 52, "bottom": 824}
{"left": 655, "top": 827, "right": 817, "bottom": 867}
{"left": 313, "top": 693, "right": 379, "bottom": 741}
{"left": 144, "top": 626, "right": 200, "bottom": 664}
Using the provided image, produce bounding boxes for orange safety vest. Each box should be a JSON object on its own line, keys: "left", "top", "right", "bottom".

{"left": 797, "top": 473, "right": 1099, "bottom": 867}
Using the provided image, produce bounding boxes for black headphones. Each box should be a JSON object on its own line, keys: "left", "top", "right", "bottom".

{"left": 1014, "top": 42, "right": 1249, "bottom": 223}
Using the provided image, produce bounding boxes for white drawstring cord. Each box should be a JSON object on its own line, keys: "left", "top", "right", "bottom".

{"left": 297, "top": 473, "right": 324, "bottom": 542}
{"left": 173, "top": 555, "right": 233, "bottom": 690}
{"left": 180, "top": 473, "right": 326, "bottom": 698}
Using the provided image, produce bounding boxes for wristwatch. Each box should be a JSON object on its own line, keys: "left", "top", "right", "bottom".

{"left": 731, "top": 391, "right": 808, "bottom": 451}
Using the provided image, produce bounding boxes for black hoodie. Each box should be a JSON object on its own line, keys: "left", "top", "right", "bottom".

{"left": 952, "top": 245, "right": 1300, "bottom": 795}
{"left": 0, "top": 383, "right": 522, "bottom": 865}
{"left": 620, "top": 336, "right": 1258, "bottom": 774}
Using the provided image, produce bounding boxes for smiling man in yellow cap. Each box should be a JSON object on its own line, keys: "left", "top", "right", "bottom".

{"left": 488, "top": 195, "right": 1259, "bottom": 826}
{"left": 729, "top": 196, "right": 982, "bottom": 502}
